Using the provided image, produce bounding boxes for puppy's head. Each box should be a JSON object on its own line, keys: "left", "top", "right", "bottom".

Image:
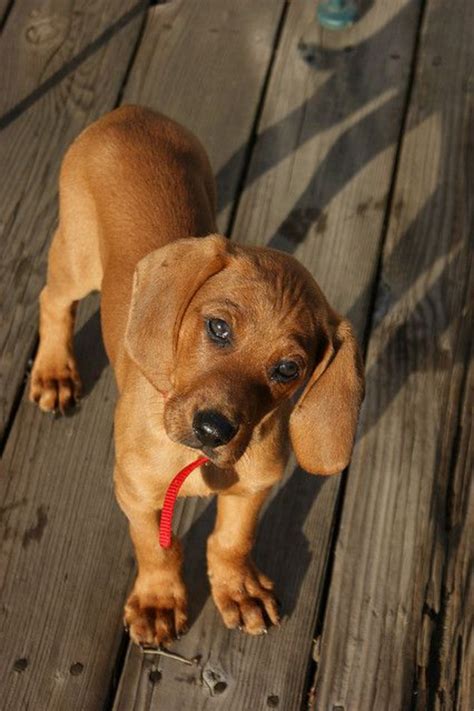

{"left": 125, "top": 234, "right": 364, "bottom": 474}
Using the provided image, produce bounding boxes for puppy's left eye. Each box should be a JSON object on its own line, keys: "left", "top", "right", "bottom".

{"left": 270, "top": 360, "right": 300, "bottom": 383}
{"left": 206, "top": 318, "right": 232, "bottom": 346}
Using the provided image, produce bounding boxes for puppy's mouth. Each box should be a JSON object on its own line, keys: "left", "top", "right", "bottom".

{"left": 179, "top": 435, "right": 244, "bottom": 467}
{"left": 170, "top": 427, "right": 248, "bottom": 467}
{"left": 200, "top": 444, "right": 243, "bottom": 467}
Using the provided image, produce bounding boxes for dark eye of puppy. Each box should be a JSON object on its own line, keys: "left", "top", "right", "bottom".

{"left": 270, "top": 360, "right": 300, "bottom": 383}
{"left": 206, "top": 317, "right": 232, "bottom": 346}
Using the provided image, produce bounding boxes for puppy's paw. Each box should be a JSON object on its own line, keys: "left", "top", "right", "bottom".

{"left": 124, "top": 581, "right": 188, "bottom": 647}
{"left": 209, "top": 559, "right": 280, "bottom": 635}
{"left": 29, "top": 355, "right": 82, "bottom": 414}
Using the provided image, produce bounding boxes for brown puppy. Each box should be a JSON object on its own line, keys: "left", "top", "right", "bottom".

{"left": 29, "top": 106, "right": 364, "bottom": 644}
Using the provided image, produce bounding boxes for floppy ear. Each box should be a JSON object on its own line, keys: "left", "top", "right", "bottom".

{"left": 125, "top": 234, "right": 228, "bottom": 392}
{"left": 289, "top": 318, "right": 364, "bottom": 475}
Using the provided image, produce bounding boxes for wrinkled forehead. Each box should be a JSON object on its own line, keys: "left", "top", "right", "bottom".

{"left": 191, "top": 251, "right": 326, "bottom": 335}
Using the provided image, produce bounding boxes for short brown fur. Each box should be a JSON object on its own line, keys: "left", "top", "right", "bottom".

{"left": 30, "top": 107, "right": 364, "bottom": 644}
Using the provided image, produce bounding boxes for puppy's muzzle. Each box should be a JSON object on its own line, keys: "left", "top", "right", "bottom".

{"left": 192, "top": 409, "right": 238, "bottom": 449}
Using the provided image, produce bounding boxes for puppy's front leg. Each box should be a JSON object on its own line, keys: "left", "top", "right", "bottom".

{"left": 118, "top": 486, "right": 188, "bottom": 646}
{"left": 207, "top": 490, "right": 280, "bottom": 635}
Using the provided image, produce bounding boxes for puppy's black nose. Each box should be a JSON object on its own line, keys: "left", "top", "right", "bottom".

{"left": 192, "top": 410, "right": 238, "bottom": 448}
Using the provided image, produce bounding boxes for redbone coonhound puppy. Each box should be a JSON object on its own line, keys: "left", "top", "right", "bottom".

{"left": 29, "top": 106, "right": 364, "bottom": 644}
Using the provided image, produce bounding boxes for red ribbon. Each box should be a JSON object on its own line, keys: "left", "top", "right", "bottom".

{"left": 159, "top": 456, "right": 209, "bottom": 548}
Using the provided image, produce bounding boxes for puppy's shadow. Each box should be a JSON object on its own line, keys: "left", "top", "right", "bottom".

{"left": 180, "top": 467, "right": 328, "bottom": 625}
{"left": 74, "top": 305, "right": 109, "bottom": 397}
{"left": 256, "top": 467, "right": 328, "bottom": 617}
{"left": 181, "top": 499, "right": 217, "bottom": 624}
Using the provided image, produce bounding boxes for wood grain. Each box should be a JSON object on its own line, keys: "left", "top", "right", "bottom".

{"left": 115, "top": 1, "right": 425, "bottom": 708}
{"left": 0, "top": 0, "right": 148, "bottom": 441}
{"left": 431, "top": 352, "right": 473, "bottom": 711}
{"left": 0, "top": 297, "right": 136, "bottom": 711}
{"left": 313, "top": 0, "right": 474, "bottom": 707}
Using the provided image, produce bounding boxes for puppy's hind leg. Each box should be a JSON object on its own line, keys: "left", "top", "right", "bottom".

{"left": 30, "top": 222, "right": 100, "bottom": 413}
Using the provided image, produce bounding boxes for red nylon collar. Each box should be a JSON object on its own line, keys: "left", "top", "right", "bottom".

{"left": 159, "top": 456, "right": 209, "bottom": 548}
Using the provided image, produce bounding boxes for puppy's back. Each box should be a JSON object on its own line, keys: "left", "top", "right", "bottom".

{"left": 63, "top": 106, "right": 216, "bottom": 261}
{"left": 58, "top": 106, "right": 217, "bottom": 368}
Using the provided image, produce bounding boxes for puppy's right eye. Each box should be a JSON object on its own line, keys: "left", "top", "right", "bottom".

{"left": 206, "top": 318, "right": 232, "bottom": 346}
{"left": 270, "top": 359, "right": 300, "bottom": 383}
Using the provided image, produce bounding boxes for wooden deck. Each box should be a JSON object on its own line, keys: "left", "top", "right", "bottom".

{"left": 0, "top": 1, "right": 472, "bottom": 709}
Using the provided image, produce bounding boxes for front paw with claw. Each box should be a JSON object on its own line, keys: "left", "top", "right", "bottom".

{"left": 29, "top": 354, "right": 82, "bottom": 414}
{"left": 124, "top": 576, "right": 188, "bottom": 647}
{"left": 208, "top": 555, "right": 280, "bottom": 635}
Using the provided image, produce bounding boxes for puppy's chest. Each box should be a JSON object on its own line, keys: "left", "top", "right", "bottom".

{"left": 117, "top": 435, "right": 261, "bottom": 500}
{"left": 116, "top": 405, "right": 286, "bottom": 503}
{"left": 179, "top": 461, "right": 276, "bottom": 498}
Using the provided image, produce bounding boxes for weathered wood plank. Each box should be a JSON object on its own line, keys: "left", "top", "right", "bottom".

{"left": 0, "top": 1, "right": 288, "bottom": 709}
{"left": 121, "top": 0, "right": 287, "bottom": 229}
{"left": 431, "top": 353, "right": 473, "bottom": 711}
{"left": 313, "top": 0, "right": 474, "bottom": 707}
{"left": 0, "top": 297, "right": 136, "bottom": 711}
{"left": 0, "top": 0, "right": 148, "bottom": 441}
{"left": 115, "top": 1, "right": 425, "bottom": 708}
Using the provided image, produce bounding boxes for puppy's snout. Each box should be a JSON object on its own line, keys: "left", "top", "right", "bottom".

{"left": 192, "top": 409, "right": 238, "bottom": 448}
